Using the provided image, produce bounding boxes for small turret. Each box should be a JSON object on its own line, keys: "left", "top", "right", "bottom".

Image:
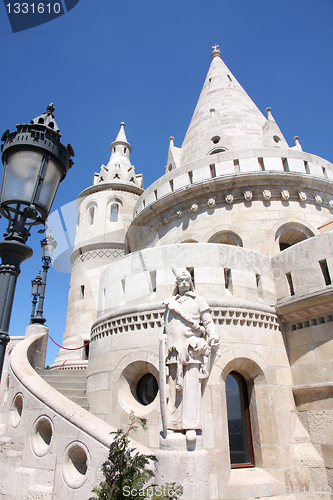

{"left": 262, "top": 107, "right": 289, "bottom": 148}
{"left": 98, "top": 122, "right": 141, "bottom": 186}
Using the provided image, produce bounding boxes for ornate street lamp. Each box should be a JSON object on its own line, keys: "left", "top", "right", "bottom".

{"left": 0, "top": 103, "right": 74, "bottom": 381}
{"left": 30, "top": 271, "right": 42, "bottom": 323}
{"left": 31, "top": 231, "right": 57, "bottom": 324}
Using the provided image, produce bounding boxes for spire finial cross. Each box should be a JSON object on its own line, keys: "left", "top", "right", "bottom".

{"left": 212, "top": 44, "right": 221, "bottom": 59}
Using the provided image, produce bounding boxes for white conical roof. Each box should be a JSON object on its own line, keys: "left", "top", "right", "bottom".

{"left": 99, "top": 122, "right": 139, "bottom": 184}
{"left": 110, "top": 121, "right": 132, "bottom": 152}
{"left": 181, "top": 46, "right": 267, "bottom": 165}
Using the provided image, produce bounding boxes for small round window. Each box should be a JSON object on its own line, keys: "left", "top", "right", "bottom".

{"left": 136, "top": 374, "right": 158, "bottom": 406}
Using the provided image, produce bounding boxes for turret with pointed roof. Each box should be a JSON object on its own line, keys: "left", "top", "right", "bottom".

{"left": 98, "top": 122, "right": 142, "bottom": 187}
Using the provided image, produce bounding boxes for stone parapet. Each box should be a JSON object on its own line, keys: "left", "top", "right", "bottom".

{"left": 133, "top": 148, "right": 333, "bottom": 218}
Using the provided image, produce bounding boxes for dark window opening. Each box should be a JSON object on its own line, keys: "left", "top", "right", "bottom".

{"left": 226, "top": 372, "right": 254, "bottom": 467}
{"left": 188, "top": 171, "right": 193, "bottom": 184}
{"left": 80, "top": 285, "right": 85, "bottom": 299}
{"left": 319, "top": 260, "right": 331, "bottom": 286}
{"left": 137, "top": 374, "right": 158, "bottom": 405}
{"left": 210, "top": 164, "right": 216, "bottom": 178}
{"left": 286, "top": 273, "right": 295, "bottom": 296}
{"left": 84, "top": 342, "right": 89, "bottom": 360}
{"left": 186, "top": 267, "right": 195, "bottom": 287}
{"left": 258, "top": 157, "right": 265, "bottom": 171}
{"left": 224, "top": 268, "right": 232, "bottom": 292}
{"left": 279, "top": 242, "right": 291, "bottom": 251}
{"left": 256, "top": 273, "right": 263, "bottom": 299}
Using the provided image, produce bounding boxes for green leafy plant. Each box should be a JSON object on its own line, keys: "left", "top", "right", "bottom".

{"left": 90, "top": 413, "right": 182, "bottom": 500}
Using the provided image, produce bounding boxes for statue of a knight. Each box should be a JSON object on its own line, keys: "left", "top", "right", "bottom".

{"left": 161, "top": 267, "right": 220, "bottom": 443}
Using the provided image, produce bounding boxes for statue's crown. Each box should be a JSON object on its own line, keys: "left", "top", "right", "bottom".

{"left": 172, "top": 267, "right": 191, "bottom": 280}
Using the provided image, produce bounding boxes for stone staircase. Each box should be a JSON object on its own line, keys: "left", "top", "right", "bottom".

{"left": 38, "top": 369, "right": 89, "bottom": 410}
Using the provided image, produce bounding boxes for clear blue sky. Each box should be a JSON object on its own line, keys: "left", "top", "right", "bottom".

{"left": 1, "top": 0, "right": 332, "bottom": 366}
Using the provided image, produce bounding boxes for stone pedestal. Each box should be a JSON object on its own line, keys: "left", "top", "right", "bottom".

{"left": 155, "top": 431, "right": 210, "bottom": 500}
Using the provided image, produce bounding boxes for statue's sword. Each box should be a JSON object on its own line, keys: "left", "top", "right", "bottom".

{"left": 159, "top": 327, "right": 168, "bottom": 438}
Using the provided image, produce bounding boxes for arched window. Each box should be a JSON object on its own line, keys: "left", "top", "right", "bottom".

{"left": 208, "top": 231, "right": 243, "bottom": 247}
{"left": 110, "top": 203, "right": 119, "bottom": 222}
{"left": 276, "top": 223, "right": 314, "bottom": 251}
{"left": 89, "top": 206, "right": 95, "bottom": 225}
{"left": 226, "top": 371, "right": 254, "bottom": 467}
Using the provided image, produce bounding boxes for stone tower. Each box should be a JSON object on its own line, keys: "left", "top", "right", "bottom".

{"left": 2, "top": 45, "right": 330, "bottom": 499}
{"left": 52, "top": 123, "right": 143, "bottom": 369}
{"left": 85, "top": 46, "right": 333, "bottom": 496}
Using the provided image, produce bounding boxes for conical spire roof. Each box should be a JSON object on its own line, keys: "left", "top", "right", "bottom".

{"left": 98, "top": 122, "right": 139, "bottom": 185}
{"left": 110, "top": 121, "right": 132, "bottom": 152}
{"left": 181, "top": 46, "right": 267, "bottom": 165}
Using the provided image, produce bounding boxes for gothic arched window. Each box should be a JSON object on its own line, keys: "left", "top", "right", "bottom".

{"left": 110, "top": 203, "right": 119, "bottom": 222}
{"left": 89, "top": 206, "right": 95, "bottom": 225}
{"left": 226, "top": 371, "right": 254, "bottom": 467}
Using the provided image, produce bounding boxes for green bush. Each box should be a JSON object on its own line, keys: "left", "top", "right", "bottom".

{"left": 90, "top": 413, "right": 182, "bottom": 500}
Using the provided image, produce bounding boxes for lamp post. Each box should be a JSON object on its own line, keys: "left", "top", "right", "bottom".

{"left": 0, "top": 103, "right": 74, "bottom": 381}
{"left": 30, "top": 271, "right": 42, "bottom": 323}
{"left": 31, "top": 231, "right": 57, "bottom": 324}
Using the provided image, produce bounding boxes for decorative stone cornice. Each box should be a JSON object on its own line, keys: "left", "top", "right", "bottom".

{"left": 91, "top": 301, "right": 279, "bottom": 343}
{"left": 276, "top": 286, "right": 333, "bottom": 329}
{"left": 71, "top": 243, "right": 125, "bottom": 265}
{"left": 129, "top": 173, "right": 333, "bottom": 239}
{"left": 77, "top": 180, "right": 144, "bottom": 207}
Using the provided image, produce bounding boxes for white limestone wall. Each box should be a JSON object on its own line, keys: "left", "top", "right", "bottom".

{"left": 97, "top": 244, "right": 276, "bottom": 315}
{"left": 0, "top": 328, "right": 150, "bottom": 500}
{"left": 86, "top": 243, "right": 329, "bottom": 498}
{"left": 271, "top": 232, "right": 333, "bottom": 492}
{"left": 134, "top": 148, "right": 333, "bottom": 217}
{"left": 272, "top": 231, "right": 333, "bottom": 304}
{"left": 128, "top": 149, "right": 333, "bottom": 257}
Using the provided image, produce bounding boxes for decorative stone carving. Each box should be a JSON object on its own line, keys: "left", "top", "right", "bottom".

{"left": 262, "top": 189, "right": 271, "bottom": 200}
{"left": 191, "top": 203, "right": 199, "bottom": 212}
{"left": 243, "top": 190, "right": 253, "bottom": 201}
{"left": 176, "top": 210, "right": 182, "bottom": 218}
{"left": 207, "top": 198, "right": 215, "bottom": 207}
{"left": 299, "top": 191, "right": 307, "bottom": 201}
{"left": 281, "top": 190, "right": 290, "bottom": 200}
{"left": 225, "top": 194, "right": 233, "bottom": 204}
{"left": 315, "top": 195, "right": 323, "bottom": 204}
{"left": 329, "top": 200, "right": 333, "bottom": 208}
{"left": 160, "top": 268, "right": 219, "bottom": 443}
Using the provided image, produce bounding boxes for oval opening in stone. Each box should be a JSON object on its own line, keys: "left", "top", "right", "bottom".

{"left": 136, "top": 374, "right": 158, "bottom": 405}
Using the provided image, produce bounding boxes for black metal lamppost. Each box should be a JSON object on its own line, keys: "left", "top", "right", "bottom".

{"left": 30, "top": 231, "right": 57, "bottom": 324}
{"left": 0, "top": 103, "right": 74, "bottom": 381}
{"left": 30, "top": 271, "right": 42, "bottom": 323}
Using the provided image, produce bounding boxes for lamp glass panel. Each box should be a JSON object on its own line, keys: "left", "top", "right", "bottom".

{"left": 1, "top": 150, "right": 43, "bottom": 204}
{"left": 42, "top": 239, "right": 57, "bottom": 259}
{"left": 35, "top": 157, "right": 62, "bottom": 213}
{"left": 31, "top": 280, "right": 40, "bottom": 295}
